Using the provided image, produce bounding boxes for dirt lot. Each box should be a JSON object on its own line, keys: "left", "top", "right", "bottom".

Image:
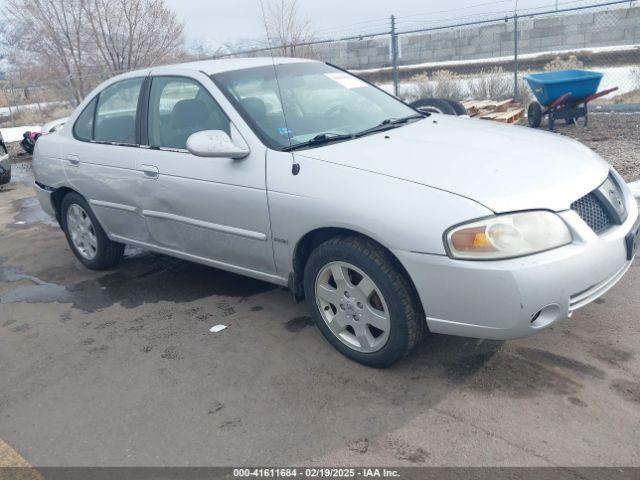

{"left": 0, "top": 116, "right": 639, "bottom": 468}
{"left": 551, "top": 113, "right": 640, "bottom": 182}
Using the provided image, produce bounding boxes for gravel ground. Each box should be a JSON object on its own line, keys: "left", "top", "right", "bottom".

{"left": 538, "top": 112, "right": 640, "bottom": 183}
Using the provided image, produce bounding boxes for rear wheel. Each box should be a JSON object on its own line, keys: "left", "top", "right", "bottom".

{"left": 303, "top": 236, "right": 425, "bottom": 367}
{"left": 0, "top": 167, "right": 10, "bottom": 185}
{"left": 61, "top": 192, "right": 124, "bottom": 270}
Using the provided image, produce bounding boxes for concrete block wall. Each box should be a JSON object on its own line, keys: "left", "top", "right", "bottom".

{"left": 314, "top": 6, "right": 639, "bottom": 70}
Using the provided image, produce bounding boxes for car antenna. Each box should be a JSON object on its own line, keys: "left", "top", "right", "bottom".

{"left": 259, "top": 0, "right": 300, "bottom": 176}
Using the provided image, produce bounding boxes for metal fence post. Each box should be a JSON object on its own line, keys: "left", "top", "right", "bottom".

{"left": 391, "top": 14, "right": 399, "bottom": 97}
{"left": 514, "top": 13, "right": 519, "bottom": 100}
{"left": 6, "top": 80, "right": 16, "bottom": 127}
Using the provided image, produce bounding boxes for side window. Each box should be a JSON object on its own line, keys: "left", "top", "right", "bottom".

{"left": 73, "top": 96, "right": 97, "bottom": 141}
{"left": 94, "top": 78, "right": 143, "bottom": 144}
{"left": 148, "top": 76, "right": 230, "bottom": 150}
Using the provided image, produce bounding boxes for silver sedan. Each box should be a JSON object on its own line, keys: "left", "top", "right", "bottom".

{"left": 32, "top": 58, "right": 639, "bottom": 367}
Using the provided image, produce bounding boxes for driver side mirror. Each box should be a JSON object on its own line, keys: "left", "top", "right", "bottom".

{"left": 186, "top": 130, "right": 250, "bottom": 159}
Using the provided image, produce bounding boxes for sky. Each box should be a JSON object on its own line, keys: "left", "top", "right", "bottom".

{"left": 164, "top": 0, "right": 570, "bottom": 49}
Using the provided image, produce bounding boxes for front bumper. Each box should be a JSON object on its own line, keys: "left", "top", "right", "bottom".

{"left": 395, "top": 202, "right": 638, "bottom": 340}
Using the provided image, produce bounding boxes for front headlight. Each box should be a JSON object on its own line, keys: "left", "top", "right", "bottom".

{"left": 445, "top": 211, "right": 572, "bottom": 260}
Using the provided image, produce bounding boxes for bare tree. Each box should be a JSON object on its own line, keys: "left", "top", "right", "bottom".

{"left": 261, "top": 0, "right": 315, "bottom": 57}
{"left": 3, "top": 0, "right": 184, "bottom": 103}
{"left": 4, "top": 0, "right": 89, "bottom": 103}
{"left": 83, "top": 0, "right": 184, "bottom": 72}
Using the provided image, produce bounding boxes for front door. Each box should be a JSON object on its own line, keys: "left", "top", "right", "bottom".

{"left": 133, "top": 75, "right": 275, "bottom": 276}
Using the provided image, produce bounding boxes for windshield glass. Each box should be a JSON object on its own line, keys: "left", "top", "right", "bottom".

{"left": 212, "top": 62, "right": 417, "bottom": 150}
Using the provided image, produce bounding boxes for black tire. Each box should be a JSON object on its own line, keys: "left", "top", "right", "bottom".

{"left": 61, "top": 192, "right": 124, "bottom": 270}
{"left": 445, "top": 99, "right": 468, "bottom": 116}
{"left": 0, "top": 168, "right": 10, "bottom": 186}
{"left": 528, "top": 102, "right": 542, "bottom": 128}
{"left": 303, "top": 236, "right": 425, "bottom": 368}
{"left": 409, "top": 98, "right": 457, "bottom": 115}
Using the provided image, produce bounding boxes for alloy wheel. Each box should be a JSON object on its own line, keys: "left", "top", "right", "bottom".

{"left": 315, "top": 261, "right": 390, "bottom": 353}
{"left": 67, "top": 204, "right": 98, "bottom": 260}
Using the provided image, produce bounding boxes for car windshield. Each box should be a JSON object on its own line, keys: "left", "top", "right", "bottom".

{"left": 212, "top": 62, "right": 419, "bottom": 150}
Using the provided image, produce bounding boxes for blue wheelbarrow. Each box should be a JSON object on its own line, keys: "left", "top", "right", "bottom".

{"left": 524, "top": 70, "right": 618, "bottom": 130}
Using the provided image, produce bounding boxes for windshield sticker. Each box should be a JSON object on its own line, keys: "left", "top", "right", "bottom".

{"left": 277, "top": 127, "right": 293, "bottom": 136}
{"left": 324, "top": 72, "right": 367, "bottom": 89}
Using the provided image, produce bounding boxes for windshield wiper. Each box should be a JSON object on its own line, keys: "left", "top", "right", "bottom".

{"left": 283, "top": 132, "right": 354, "bottom": 152}
{"left": 354, "top": 113, "right": 427, "bottom": 138}
{"left": 282, "top": 114, "right": 427, "bottom": 152}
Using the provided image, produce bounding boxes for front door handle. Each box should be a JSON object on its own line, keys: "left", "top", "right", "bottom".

{"left": 140, "top": 164, "right": 159, "bottom": 179}
{"left": 66, "top": 154, "right": 80, "bottom": 166}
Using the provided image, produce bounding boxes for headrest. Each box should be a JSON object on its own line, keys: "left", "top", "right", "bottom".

{"left": 171, "top": 99, "right": 209, "bottom": 129}
{"left": 240, "top": 97, "right": 267, "bottom": 119}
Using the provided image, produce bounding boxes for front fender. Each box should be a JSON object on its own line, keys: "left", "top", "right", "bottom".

{"left": 266, "top": 150, "right": 491, "bottom": 276}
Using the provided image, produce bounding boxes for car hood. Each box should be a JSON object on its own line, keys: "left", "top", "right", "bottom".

{"left": 294, "top": 115, "right": 610, "bottom": 213}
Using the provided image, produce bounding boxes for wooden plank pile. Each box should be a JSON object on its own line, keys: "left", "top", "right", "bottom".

{"left": 461, "top": 99, "right": 525, "bottom": 124}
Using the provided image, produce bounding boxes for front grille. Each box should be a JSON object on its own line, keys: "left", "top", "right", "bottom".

{"left": 571, "top": 192, "right": 614, "bottom": 234}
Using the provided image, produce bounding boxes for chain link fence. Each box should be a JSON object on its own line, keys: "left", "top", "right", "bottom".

{"left": 0, "top": 69, "right": 133, "bottom": 129}
{"left": 1, "top": 0, "right": 638, "bottom": 129}
{"left": 384, "top": 0, "right": 640, "bottom": 106}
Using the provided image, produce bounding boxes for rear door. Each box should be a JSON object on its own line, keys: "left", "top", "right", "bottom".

{"left": 131, "top": 73, "right": 275, "bottom": 276}
{"left": 62, "top": 77, "right": 149, "bottom": 242}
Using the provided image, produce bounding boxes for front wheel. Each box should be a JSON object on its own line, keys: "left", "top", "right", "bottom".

{"left": 61, "top": 192, "right": 124, "bottom": 270}
{"left": 303, "top": 236, "right": 425, "bottom": 367}
{"left": 528, "top": 102, "right": 542, "bottom": 128}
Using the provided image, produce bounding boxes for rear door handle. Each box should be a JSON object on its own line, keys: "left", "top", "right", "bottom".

{"left": 66, "top": 154, "right": 80, "bottom": 166}
{"left": 140, "top": 164, "right": 159, "bottom": 179}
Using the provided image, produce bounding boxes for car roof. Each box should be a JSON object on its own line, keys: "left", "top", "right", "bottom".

{"left": 116, "top": 57, "right": 318, "bottom": 80}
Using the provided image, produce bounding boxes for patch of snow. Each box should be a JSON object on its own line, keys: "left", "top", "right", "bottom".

{"left": 0, "top": 101, "right": 69, "bottom": 119}
{"left": 354, "top": 44, "right": 640, "bottom": 75}
{"left": 378, "top": 64, "right": 639, "bottom": 101}
{"left": 1, "top": 125, "right": 41, "bottom": 143}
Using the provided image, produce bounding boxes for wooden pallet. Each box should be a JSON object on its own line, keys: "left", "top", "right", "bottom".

{"left": 462, "top": 99, "right": 524, "bottom": 124}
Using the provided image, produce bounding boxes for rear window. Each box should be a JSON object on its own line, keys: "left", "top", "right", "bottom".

{"left": 73, "top": 78, "right": 144, "bottom": 144}
{"left": 94, "top": 78, "right": 143, "bottom": 144}
{"left": 73, "top": 97, "right": 97, "bottom": 141}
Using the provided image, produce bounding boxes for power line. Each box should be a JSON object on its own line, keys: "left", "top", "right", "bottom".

{"left": 393, "top": 0, "right": 515, "bottom": 21}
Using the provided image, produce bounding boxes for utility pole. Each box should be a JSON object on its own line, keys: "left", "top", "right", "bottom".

{"left": 391, "top": 14, "right": 399, "bottom": 97}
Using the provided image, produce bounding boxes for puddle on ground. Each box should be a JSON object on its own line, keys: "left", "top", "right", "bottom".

{"left": 7, "top": 161, "right": 34, "bottom": 186}
{"left": 441, "top": 344, "right": 611, "bottom": 399}
{"left": 445, "top": 350, "right": 584, "bottom": 397}
{"left": 284, "top": 316, "right": 314, "bottom": 332}
{"left": 11, "top": 196, "right": 59, "bottom": 229}
{"left": 516, "top": 347, "right": 605, "bottom": 379}
{"left": 0, "top": 251, "right": 276, "bottom": 311}
{"left": 610, "top": 379, "right": 640, "bottom": 405}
